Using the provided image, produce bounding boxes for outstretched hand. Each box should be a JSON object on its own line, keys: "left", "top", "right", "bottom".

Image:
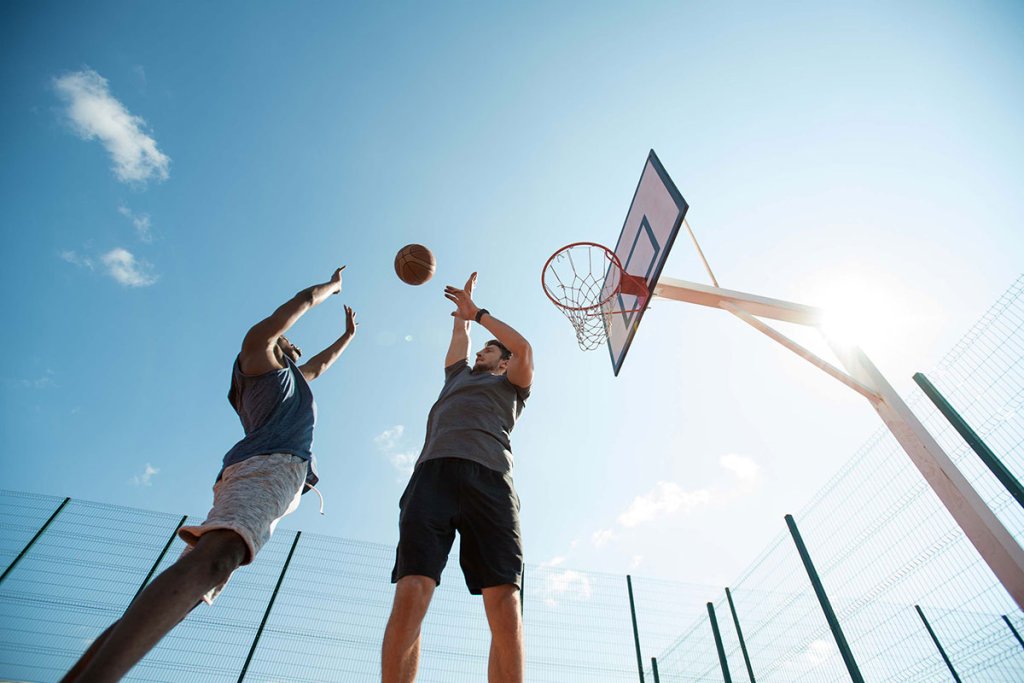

{"left": 329, "top": 266, "right": 346, "bottom": 293}
{"left": 445, "top": 272, "right": 479, "bottom": 320}
{"left": 344, "top": 305, "right": 358, "bottom": 336}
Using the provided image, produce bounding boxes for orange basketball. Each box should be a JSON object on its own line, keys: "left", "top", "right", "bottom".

{"left": 394, "top": 244, "right": 436, "bottom": 285}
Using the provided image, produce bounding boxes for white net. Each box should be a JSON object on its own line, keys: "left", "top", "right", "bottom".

{"left": 542, "top": 243, "right": 623, "bottom": 350}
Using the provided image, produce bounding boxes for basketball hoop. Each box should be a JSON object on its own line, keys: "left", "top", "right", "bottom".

{"left": 542, "top": 242, "right": 649, "bottom": 350}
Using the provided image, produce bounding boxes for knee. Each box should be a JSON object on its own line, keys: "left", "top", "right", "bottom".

{"left": 203, "top": 553, "right": 242, "bottom": 586}
{"left": 186, "top": 531, "right": 247, "bottom": 585}
{"left": 391, "top": 576, "right": 435, "bottom": 618}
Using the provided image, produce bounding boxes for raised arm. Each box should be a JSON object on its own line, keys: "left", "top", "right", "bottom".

{"left": 240, "top": 267, "right": 344, "bottom": 375}
{"left": 444, "top": 272, "right": 475, "bottom": 368}
{"left": 299, "top": 305, "right": 358, "bottom": 381}
{"left": 444, "top": 273, "right": 534, "bottom": 388}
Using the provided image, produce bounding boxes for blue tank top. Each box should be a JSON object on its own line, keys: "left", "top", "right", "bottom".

{"left": 221, "top": 356, "right": 318, "bottom": 488}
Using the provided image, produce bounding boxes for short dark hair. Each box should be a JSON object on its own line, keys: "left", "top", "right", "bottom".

{"left": 486, "top": 339, "right": 512, "bottom": 360}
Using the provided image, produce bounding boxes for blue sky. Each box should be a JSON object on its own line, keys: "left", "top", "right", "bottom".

{"left": 2, "top": 0, "right": 1023, "bottom": 590}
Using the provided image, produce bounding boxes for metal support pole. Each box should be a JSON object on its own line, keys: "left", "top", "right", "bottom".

{"left": 626, "top": 574, "right": 645, "bottom": 683}
{"left": 914, "top": 372, "right": 1024, "bottom": 510}
{"left": 785, "top": 514, "right": 864, "bottom": 683}
{"left": 130, "top": 515, "right": 188, "bottom": 605}
{"left": 0, "top": 497, "right": 70, "bottom": 584}
{"left": 707, "top": 602, "right": 733, "bottom": 683}
{"left": 651, "top": 657, "right": 661, "bottom": 683}
{"left": 1002, "top": 615, "right": 1024, "bottom": 652}
{"left": 237, "top": 531, "right": 301, "bottom": 683}
{"left": 651, "top": 277, "right": 1024, "bottom": 608}
{"left": 914, "top": 605, "right": 961, "bottom": 682}
{"left": 725, "top": 587, "right": 756, "bottom": 682}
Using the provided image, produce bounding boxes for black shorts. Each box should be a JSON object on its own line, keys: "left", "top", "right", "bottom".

{"left": 391, "top": 457, "right": 523, "bottom": 595}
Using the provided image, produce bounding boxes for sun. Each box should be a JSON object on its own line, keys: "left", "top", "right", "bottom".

{"left": 814, "top": 272, "right": 906, "bottom": 352}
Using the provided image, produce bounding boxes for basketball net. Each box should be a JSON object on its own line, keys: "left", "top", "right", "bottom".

{"left": 542, "top": 242, "right": 649, "bottom": 350}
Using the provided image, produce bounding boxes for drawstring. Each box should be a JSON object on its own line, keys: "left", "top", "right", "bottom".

{"left": 306, "top": 483, "right": 325, "bottom": 515}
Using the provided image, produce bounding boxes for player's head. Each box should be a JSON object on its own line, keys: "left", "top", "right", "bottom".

{"left": 473, "top": 340, "right": 512, "bottom": 374}
{"left": 275, "top": 336, "right": 302, "bottom": 364}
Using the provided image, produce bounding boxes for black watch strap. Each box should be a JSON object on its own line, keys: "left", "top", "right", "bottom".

{"left": 474, "top": 308, "right": 489, "bottom": 323}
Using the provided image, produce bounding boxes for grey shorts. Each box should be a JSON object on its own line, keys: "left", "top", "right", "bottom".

{"left": 178, "top": 453, "right": 307, "bottom": 604}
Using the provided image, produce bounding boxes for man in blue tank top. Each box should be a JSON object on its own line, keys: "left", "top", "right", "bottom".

{"left": 63, "top": 268, "right": 357, "bottom": 683}
{"left": 382, "top": 272, "right": 534, "bottom": 683}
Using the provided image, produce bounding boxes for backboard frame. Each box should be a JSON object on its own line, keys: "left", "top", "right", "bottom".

{"left": 606, "top": 149, "right": 689, "bottom": 375}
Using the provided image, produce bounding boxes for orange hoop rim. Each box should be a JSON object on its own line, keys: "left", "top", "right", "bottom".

{"left": 541, "top": 242, "right": 623, "bottom": 312}
{"left": 541, "top": 241, "right": 649, "bottom": 313}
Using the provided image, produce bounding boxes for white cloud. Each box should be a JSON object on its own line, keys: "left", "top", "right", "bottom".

{"left": 542, "top": 569, "right": 592, "bottom": 607}
{"left": 131, "top": 463, "right": 159, "bottom": 487}
{"left": 591, "top": 528, "right": 616, "bottom": 548}
{"left": 118, "top": 205, "right": 154, "bottom": 242}
{"left": 803, "top": 640, "right": 835, "bottom": 665}
{"left": 629, "top": 555, "right": 644, "bottom": 570}
{"left": 374, "top": 425, "right": 418, "bottom": 477}
{"left": 54, "top": 68, "right": 170, "bottom": 184}
{"left": 389, "top": 451, "right": 418, "bottom": 477}
{"left": 374, "top": 425, "right": 405, "bottom": 450}
{"left": 539, "top": 556, "right": 566, "bottom": 568}
{"left": 720, "top": 453, "right": 760, "bottom": 481}
{"left": 101, "top": 247, "right": 157, "bottom": 287}
{"left": 617, "top": 481, "right": 712, "bottom": 528}
{"left": 60, "top": 250, "right": 94, "bottom": 270}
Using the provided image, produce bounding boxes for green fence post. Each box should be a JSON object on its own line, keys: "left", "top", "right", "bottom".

{"left": 913, "top": 372, "right": 1024, "bottom": 510}
{"left": 237, "top": 531, "right": 301, "bottom": 683}
{"left": 627, "top": 574, "right": 645, "bottom": 683}
{"left": 130, "top": 515, "right": 188, "bottom": 605}
{"left": 0, "top": 496, "right": 71, "bottom": 584}
{"left": 725, "top": 587, "right": 756, "bottom": 682}
{"left": 785, "top": 514, "right": 864, "bottom": 683}
{"left": 707, "top": 602, "right": 733, "bottom": 683}
{"left": 1002, "top": 615, "right": 1024, "bottom": 651}
{"left": 914, "top": 605, "right": 961, "bottom": 682}
{"left": 651, "top": 657, "right": 661, "bottom": 683}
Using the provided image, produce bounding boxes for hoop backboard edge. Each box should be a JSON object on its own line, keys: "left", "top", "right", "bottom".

{"left": 607, "top": 149, "right": 689, "bottom": 376}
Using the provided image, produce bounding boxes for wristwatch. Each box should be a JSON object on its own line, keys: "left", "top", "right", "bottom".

{"left": 475, "top": 308, "right": 489, "bottom": 323}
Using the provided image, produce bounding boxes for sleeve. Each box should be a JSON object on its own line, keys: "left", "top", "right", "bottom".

{"left": 444, "top": 358, "right": 469, "bottom": 382}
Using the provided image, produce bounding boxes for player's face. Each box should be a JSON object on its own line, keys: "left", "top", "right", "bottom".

{"left": 473, "top": 344, "right": 506, "bottom": 373}
{"left": 276, "top": 336, "right": 302, "bottom": 363}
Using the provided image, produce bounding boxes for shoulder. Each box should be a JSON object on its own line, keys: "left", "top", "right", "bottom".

{"left": 503, "top": 375, "right": 531, "bottom": 399}
{"left": 444, "top": 359, "right": 470, "bottom": 380}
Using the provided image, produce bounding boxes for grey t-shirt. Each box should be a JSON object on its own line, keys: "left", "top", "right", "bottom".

{"left": 416, "top": 359, "right": 530, "bottom": 474}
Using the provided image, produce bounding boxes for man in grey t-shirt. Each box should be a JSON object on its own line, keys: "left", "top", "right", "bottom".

{"left": 382, "top": 272, "right": 534, "bottom": 683}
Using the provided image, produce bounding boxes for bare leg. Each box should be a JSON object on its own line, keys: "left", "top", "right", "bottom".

{"left": 59, "top": 621, "right": 118, "bottom": 683}
{"left": 482, "top": 584, "right": 523, "bottom": 683}
{"left": 63, "top": 529, "right": 247, "bottom": 683}
{"left": 381, "top": 575, "right": 436, "bottom": 683}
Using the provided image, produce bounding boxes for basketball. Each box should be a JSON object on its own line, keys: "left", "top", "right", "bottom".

{"left": 394, "top": 244, "right": 436, "bottom": 286}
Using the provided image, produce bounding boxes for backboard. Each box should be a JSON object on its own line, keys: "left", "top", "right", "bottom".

{"left": 605, "top": 149, "right": 688, "bottom": 375}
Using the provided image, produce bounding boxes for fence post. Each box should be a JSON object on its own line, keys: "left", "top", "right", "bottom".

{"left": 707, "top": 602, "right": 733, "bottom": 683}
{"left": 1002, "top": 615, "right": 1024, "bottom": 651}
{"left": 913, "top": 372, "right": 1024, "bottom": 510}
{"left": 785, "top": 514, "right": 864, "bottom": 683}
{"left": 914, "top": 605, "right": 961, "bottom": 682}
{"left": 627, "top": 574, "right": 645, "bottom": 683}
{"left": 725, "top": 587, "right": 756, "bottom": 682}
{"left": 237, "top": 531, "right": 301, "bottom": 682}
{"left": 651, "top": 657, "right": 661, "bottom": 683}
{"left": 131, "top": 515, "right": 188, "bottom": 605}
{"left": 0, "top": 496, "right": 71, "bottom": 584}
